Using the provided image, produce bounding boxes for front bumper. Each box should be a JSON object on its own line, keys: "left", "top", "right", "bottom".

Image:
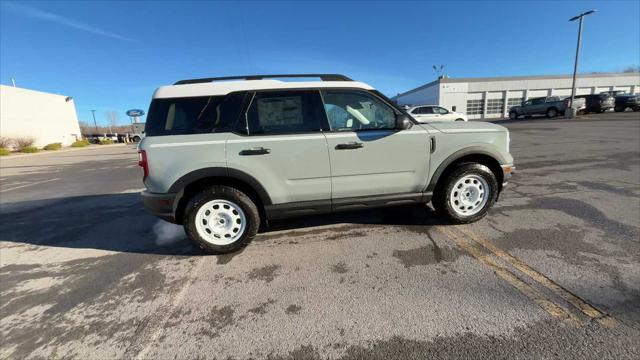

{"left": 501, "top": 164, "right": 515, "bottom": 187}
{"left": 141, "top": 190, "right": 178, "bottom": 223}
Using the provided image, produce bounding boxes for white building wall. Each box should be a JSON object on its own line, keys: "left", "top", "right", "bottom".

{"left": 395, "top": 73, "right": 640, "bottom": 120}
{"left": 0, "top": 85, "right": 81, "bottom": 147}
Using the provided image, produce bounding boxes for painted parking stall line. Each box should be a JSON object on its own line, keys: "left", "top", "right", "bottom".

{"left": 0, "top": 178, "right": 60, "bottom": 193}
{"left": 436, "top": 226, "right": 581, "bottom": 326}
{"left": 454, "top": 225, "right": 619, "bottom": 328}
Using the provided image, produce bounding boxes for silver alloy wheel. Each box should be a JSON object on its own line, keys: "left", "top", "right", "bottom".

{"left": 194, "top": 199, "right": 247, "bottom": 245}
{"left": 449, "top": 174, "right": 490, "bottom": 217}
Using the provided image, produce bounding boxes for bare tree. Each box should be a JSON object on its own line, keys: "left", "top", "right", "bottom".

{"left": 78, "top": 121, "right": 93, "bottom": 135}
{"left": 105, "top": 111, "right": 120, "bottom": 134}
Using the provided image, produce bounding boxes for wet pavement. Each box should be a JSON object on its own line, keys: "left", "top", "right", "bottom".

{"left": 1, "top": 112, "right": 639, "bottom": 359}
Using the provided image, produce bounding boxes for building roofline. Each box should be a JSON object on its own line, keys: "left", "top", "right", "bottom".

{"left": 392, "top": 79, "right": 440, "bottom": 99}
{"left": 441, "top": 72, "right": 640, "bottom": 83}
{"left": 392, "top": 72, "right": 640, "bottom": 99}
{"left": 0, "top": 84, "right": 70, "bottom": 98}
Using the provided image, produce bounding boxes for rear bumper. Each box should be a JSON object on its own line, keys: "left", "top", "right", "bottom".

{"left": 141, "top": 191, "right": 178, "bottom": 223}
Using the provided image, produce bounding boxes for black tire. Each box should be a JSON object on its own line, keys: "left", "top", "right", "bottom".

{"left": 509, "top": 111, "right": 518, "bottom": 120}
{"left": 546, "top": 107, "right": 558, "bottom": 118}
{"left": 432, "top": 163, "right": 499, "bottom": 224}
{"left": 614, "top": 107, "right": 625, "bottom": 112}
{"left": 455, "top": 118, "right": 465, "bottom": 122}
{"left": 132, "top": 136, "right": 141, "bottom": 142}
{"left": 183, "top": 185, "right": 260, "bottom": 254}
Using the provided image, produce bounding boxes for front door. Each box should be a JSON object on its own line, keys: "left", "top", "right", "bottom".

{"left": 226, "top": 90, "right": 331, "bottom": 205}
{"left": 321, "top": 89, "right": 431, "bottom": 200}
{"left": 433, "top": 106, "right": 455, "bottom": 121}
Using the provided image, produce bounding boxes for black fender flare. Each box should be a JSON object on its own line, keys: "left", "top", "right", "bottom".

{"left": 426, "top": 146, "right": 506, "bottom": 192}
{"left": 168, "top": 167, "right": 272, "bottom": 205}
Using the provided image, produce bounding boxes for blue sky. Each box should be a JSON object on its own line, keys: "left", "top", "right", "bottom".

{"left": 1, "top": 1, "right": 639, "bottom": 126}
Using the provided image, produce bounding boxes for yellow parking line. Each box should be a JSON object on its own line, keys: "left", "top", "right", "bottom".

{"left": 454, "top": 225, "right": 618, "bottom": 328}
{"left": 436, "top": 226, "right": 580, "bottom": 326}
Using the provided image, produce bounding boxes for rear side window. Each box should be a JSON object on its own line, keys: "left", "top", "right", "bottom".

{"left": 241, "top": 90, "right": 324, "bottom": 135}
{"left": 145, "top": 92, "right": 245, "bottom": 136}
{"left": 414, "top": 107, "right": 433, "bottom": 115}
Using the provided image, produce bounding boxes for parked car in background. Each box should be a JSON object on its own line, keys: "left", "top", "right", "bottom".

{"left": 508, "top": 96, "right": 585, "bottom": 119}
{"left": 575, "top": 93, "right": 614, "bottom": 113}
{"left": 614, "top": 94, "right": 640, "bottom": 112}
{"left": 601, "top": 90, "right": 627, "bottom": 97}
{"left": 131, "top": 122, "right": 146, "bottom": 142}
{"left": 408, "top": 105, "right": 468, "bottom": 122}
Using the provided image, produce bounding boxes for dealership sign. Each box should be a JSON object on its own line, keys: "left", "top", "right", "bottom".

{"left": 126, "top": 109, "right": 145, "bottom": 117}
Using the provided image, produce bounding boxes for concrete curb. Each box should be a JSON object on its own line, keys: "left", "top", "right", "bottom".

{"left": 0, "top": 143, "right": 132, "bottom": 160}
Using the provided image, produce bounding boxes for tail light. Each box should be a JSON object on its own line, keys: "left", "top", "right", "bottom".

{"left": 138, "top": 150, "right": 149, "bottom": 181}
{"left": 564, "top": 99, "right": 570, "bottom": 107}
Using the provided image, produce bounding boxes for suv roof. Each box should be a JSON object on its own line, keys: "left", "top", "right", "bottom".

{"left": 153, "top": 74, "right": 375, "bottom": 99}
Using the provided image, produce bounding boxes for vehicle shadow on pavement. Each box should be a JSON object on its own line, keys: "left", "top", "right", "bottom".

{"left": 0, "top": 194, "right": 199, "bottom": 256}
{"left": 0, "top": 194, "right": 448, "bottom": 255}
{"left": 265, "top": 203, "right": 449, "bottom": 232}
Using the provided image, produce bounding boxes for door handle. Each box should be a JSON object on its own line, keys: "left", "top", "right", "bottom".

{"left": 335, "top": 142, "right": 363, "bottom": 150}
{"left": 239, "top": 147, "right": 270, "bottom": 155}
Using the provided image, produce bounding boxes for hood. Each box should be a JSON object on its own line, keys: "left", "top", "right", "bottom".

{"left": 425, "top": 121, "right": 507, "bottom": 134}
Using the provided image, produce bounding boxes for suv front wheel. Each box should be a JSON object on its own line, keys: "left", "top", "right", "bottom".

{"left": 432, "top": 163, "right": 498, "bottom": 224}
{"left": 184, "top": 186, "right": 260, "bottom": 254}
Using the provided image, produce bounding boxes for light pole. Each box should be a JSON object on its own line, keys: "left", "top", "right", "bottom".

{"left": 568, "top": 10, "right": 596, "bottom": 117}
{"left": 90, "top": 110, "right": 99, "bottom": 134}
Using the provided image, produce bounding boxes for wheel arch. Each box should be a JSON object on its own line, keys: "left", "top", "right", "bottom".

{"left": 427, "top": 147, "right": 505, "bottom": 194}
{"left": 169, "top": 167, "right": 271, "bottom": 225}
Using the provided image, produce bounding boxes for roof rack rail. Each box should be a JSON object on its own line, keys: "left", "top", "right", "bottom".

{"left": 174, "top": 74, "right": 353, "bottom": 85}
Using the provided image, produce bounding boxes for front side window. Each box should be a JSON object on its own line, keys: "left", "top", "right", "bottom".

{"left": 434, "top": 107, "right": 449, "bottom": 114}
{"left": 531, "top": 98, "right": 545, "bottom": 105}
{"left": 243, "top": 90, "right": 323, "bottom": 135}
{"left": 321, "top": 90, "right": 396, "bottom": 131}
{"left": 145, "top": 93, "right": 245, "bottom": 136}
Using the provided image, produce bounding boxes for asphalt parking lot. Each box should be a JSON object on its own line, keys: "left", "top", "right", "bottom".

{"left": 1, "top": 112, "right": 639, "bottom": 359}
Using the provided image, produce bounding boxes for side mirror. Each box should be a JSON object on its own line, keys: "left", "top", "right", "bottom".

{"left": 397, "top": 114, "right": 413, "bottom": 130}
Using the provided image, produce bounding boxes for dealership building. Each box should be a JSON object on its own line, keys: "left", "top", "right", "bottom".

{"left": 392, "top": 72, "right": 640, "bottom": 119}
{"left": 0, "top": 85, "right": 82, "bottom": 148}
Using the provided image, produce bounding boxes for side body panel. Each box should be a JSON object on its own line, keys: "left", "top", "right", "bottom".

{"left": 422, "top": 122, "right": 513, "bottom": 191}
{"left": 324, "top": 126, "right": 431, "bottom": 199}
{"left": 140, "top": 133, "right": 228, "bottom": 193}
{"left": 225, "top": 133, "right": 331, "bottom": 204}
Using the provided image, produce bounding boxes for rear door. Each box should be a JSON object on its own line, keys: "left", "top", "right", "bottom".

{"left": 411, "top": 106, "right": 437, "bottom": 123}
{"left": 321, "top": 89, "right": 430, "bottom": 201}
{"left": 225, "top": 90, "right": 331, "bottom": 205}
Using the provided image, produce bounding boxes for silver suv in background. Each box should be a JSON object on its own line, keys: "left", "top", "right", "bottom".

{"left": 139, "top": 74, "right": 514, "bottom": 254}
{"left": 509, "top": 96, "right": 586, "bottom": 119}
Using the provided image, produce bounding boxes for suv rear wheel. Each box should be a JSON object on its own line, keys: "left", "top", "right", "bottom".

{"left": 509, "top": 111, "right": 518, "bottom": 120}
{"left": 184, "top": 185, "right": 260, "bottom": 254}
{"left": 432, "top": 163, "right": 498, "bottom": 223}
{"left": 546, "top": 108, "right": 558, "bottom": 118}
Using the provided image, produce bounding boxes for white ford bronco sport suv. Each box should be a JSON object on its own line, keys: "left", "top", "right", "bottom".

{"left": 139, "top": 74, "right": 514, "bottom": 254}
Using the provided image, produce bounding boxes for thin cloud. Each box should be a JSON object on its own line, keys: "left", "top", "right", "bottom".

{"left": 4, "top": 2, "right": 137, "bottom": 42}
